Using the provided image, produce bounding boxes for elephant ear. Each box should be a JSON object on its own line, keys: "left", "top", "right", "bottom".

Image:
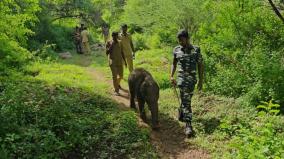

{"left": 140, "top": 81, "right": 149, "bottom": 98}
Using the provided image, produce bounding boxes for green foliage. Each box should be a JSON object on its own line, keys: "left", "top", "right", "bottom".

{"left": 198, "top": 1, "right": 284, "bottom": 104}
{"left": 120, "top": 0, "right": 179, "bottom": 45}
{"left": 134, "top": 48, "right": 172, "bottom": 89}
{"left": 1, "top": 0, "right": 284, "bottom": 158}
{"left": 257, "top": 100, "right": 281, "bottom": 116}
{"left": 31, "top": 43, "right": 57, "bottom": 61}
{"left": 121, "top": 0, "right": 284, "bottom": 106}
{"left": 131, "top": 33, "right": 162, "bottom": 51}
{"left": 132, "top": 33, "right": 149, "bottom": 51}
{"left": 0, "top": 63, "right": 156, "bottom": 158}
{"left": 27, "top": 0, "right": 112, "bottom": 53}
{"left": 29, "top": 17, "right": 76, "bottom": 51}
{"left": 0, "top": 0, "right": 40, "bottom": 73}
{"left": 223, "top": 116, "right": 284, "bottom": 159}
{"left": 0, "top": 35, "right": 31, "bottom": 75}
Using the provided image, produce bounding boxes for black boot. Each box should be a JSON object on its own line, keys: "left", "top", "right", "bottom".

{"left": 178, "top": 108, "right": 184, "bottom": 122}
{"left": 185, "top": 122, "right": 194, "bottom": 138}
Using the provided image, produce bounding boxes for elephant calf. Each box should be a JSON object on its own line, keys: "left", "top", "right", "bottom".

{"left": 128, "top": 68, "right": 160, "bottom": 129}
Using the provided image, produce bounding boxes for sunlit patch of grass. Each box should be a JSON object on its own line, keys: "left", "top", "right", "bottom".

{"left": 134, "top": 48, "right": 172, "bottom": 89}
{"left": 26, "top": 62, "right": 108, "bottom": 94}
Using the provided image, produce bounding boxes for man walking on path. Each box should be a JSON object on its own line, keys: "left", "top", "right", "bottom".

{"left": 170, "top": 29, "right": 204, "bottom": 137}
{"left": 81, "top": 26, "right": 91, "bottom": 55}
{"left": 73, "top": 26, "right": 82, "bottom": 54}
{"left": 119, "top": 24, "right": 135, "bottom": 73}
{"left": 106, "top": 32, "right": 127, "bottom": 96}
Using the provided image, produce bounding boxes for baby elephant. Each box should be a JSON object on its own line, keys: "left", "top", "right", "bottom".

{"left": 128, "top": 68, "right": 160, "bottom": 129}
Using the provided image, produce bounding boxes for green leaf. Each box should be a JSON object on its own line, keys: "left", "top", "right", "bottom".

{"left": 269, "top": 110, "right": 280, "bottom": 115}
{"left": 257, "top": 111, "right": 266, "bottom": 117}
{"left": 271, "top": 104, "right": 280, "bottom": 108}
{"left": 256, "top": 105, "right": 267, "bottom": 110}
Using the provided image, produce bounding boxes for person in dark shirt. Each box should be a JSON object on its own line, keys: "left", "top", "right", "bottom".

{"left": 170, "top": 29, "right": 204, "bottom": 137}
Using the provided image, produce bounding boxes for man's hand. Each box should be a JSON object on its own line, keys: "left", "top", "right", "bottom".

{"left": 170, "top": 77, "right": 177, "bottom": 86}
{"left": 106, "top": 41, "right": 114, "bottom": 55}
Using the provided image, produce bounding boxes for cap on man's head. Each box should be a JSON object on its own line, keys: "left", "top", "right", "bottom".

{"left": 112, "top": 31, "right": 119, "bottom": 37}
{"left": 177, "top": 29, "right": 189, "bottom": 39}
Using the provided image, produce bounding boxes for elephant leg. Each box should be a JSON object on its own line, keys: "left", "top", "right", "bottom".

{"left": 138, "top": 98, "right": 146, "bottom": 122}
{"left": 129, "top": 82, "right": 136, "bottom": 109}
{"left": 150, "top": 102, "right": 159, "bottom": 129}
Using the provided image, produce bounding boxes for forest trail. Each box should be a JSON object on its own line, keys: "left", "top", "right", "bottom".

{"left": 65, "top": 52, "right": 210, "bottom": 159}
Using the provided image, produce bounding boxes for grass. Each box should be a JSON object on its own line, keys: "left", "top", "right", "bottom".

{"left": 133, "top": 48, "right": 284, "bottom": 158}
{"left": 1, "top": 47, "right": 284, "bottom": 158}
{"left": 0, "top": 51, "right": 157, "bottom": 158}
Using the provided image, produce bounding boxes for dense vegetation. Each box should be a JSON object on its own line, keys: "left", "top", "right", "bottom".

{"left": 118, "top": 0, "right": 284, "bottom": 106}
{"left": 1, "top": 0, "right": 284, "bottom": 158}
{"left": 0, "top": 1, "right": 156, "bottom": 158}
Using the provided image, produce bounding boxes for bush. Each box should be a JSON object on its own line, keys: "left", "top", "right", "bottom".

{"left": 122, "top": 0, "right": 284, "bottom": 106}
{"left": 132, "top": 33, "right": 149, "bottom": 51}
{"left": 29, "top": 17, "right": 75, "bottom": 52}
{"left": 217, "top": 100, "right": 284, "bottom": 159}
{"left": 0, "top": 35, "right": 31, "bottom": 75}
{"left": 223, "top": 116, "right": 284, "bottom": 159}
{"left": 0, "top": 0, "right": 39, "bottom": 74}
{"left": 147, "top": 34, "right": 161, "bottom": 49}
{"left": 0, "top": 74, "right": 154, "bottom": 158}
{"left": 198, "top": 1, "right": 284, "bottom": 105}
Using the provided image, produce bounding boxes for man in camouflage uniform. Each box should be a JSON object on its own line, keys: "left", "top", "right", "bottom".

{"left": 73, "top": 26, "right": 82, "bottom": 54}
{"left": 170, "top": 29, "right": 204, "bottom": 137}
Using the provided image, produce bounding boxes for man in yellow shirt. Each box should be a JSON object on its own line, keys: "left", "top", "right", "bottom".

{"left": 106, "top": 32, "right": 127, "bottom": 95}
{"left": 81, "top": 27, "right": 91, "bottom": 55}
{"left": 119, "top": 24, "right": 135, "bottom": 73}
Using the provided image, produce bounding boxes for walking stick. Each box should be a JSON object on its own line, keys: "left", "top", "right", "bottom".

{"left": 172, "top": 84, "right": 181, "bottom": 106}
{"left": 172, "top": 83, "right": 184, "bottom": 121}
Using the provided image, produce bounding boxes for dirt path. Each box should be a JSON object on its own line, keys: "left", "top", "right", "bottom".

{"left": 62, "top": 51, "right": 210, "bottom": 158}
{"left": 86, "top": 67, "right": 210, "bottom": 159}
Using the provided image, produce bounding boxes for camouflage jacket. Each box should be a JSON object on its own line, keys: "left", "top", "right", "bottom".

{"left": 173, "top": 45, "right": 203, "bottom": 86}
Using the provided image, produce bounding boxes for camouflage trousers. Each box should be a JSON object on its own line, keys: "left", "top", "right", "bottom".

{"left": 178, "top": 83, "right": 195, "bottom": 123}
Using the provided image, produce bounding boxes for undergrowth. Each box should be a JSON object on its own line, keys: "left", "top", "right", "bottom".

{"left": 0, "top": 60, "right": 157, "bottom": 159}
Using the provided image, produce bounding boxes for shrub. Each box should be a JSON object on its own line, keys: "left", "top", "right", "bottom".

{"left": 132, "top": 33, "right": 149, "bottom": 51}
{"left": 220, "top": 100, "right": 284, "bottom": 158}
{"left": 223, "top": 116, "right": 284, "bottom": 159}
{"left": 0, "top": 0, "right": 39, "bottom": 73}
{"left": 0, "top": 75, "right": 154, "bottom": 158}
{"left": 29, "top": 18, "right": 75, "bottom": 52}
